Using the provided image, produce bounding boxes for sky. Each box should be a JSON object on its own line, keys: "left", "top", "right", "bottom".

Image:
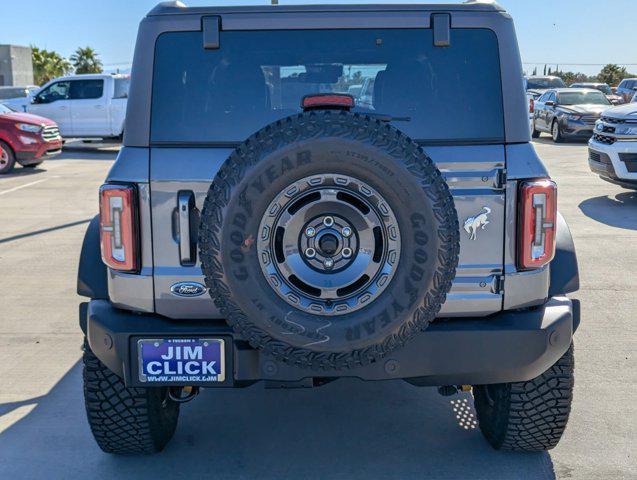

{"left": 1, "top": 0, "right": 636, "bottom": 77}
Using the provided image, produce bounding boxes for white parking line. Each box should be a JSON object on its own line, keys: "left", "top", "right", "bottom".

{"left": 0, "top": 178, "right": 50, "bottom": 196}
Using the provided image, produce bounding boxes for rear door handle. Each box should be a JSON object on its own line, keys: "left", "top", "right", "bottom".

{"left": 177, "top": 191, "right": 197, "bottom": 265}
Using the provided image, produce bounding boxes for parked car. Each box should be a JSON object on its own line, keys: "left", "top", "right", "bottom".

{"left": 525, "top": 75, "right": 566, "bottom": 92}
{"left": 525, "top": 76, "right": 567, "bottom": 131}
{"left": 0, "top": 85, "right": 39, "bottom": 101}
{"left": 570, "top": 82, "right": 623, "bottom": 105}
{"left": 532, "top": 88, "right": 611, "bottom": 142}
{"left": 78, "top": 1, "right": 579, "bottom": 455}
{"left": 0, "top": 102, "right": 63, "bottom": 174}
{"left": 615, "top": 78, "right": 637, "bottom": 103}
{"left": 588, "top": 103, "right": 637, "bottom": 190}
{"left": 19, "top": 74, "right": 129, "bottom": 140}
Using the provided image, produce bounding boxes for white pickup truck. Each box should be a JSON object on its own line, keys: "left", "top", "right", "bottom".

{"left": 6, "top": 74, "right": 129, "bottom": 139}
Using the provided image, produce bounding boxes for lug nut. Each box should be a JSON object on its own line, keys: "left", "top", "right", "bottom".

{"left": 323, "top": 216, "right": 334, "bottom": 227}
{"left": 342, "top": 247, "right": 352, "bottom": 259}
{"left": 323, "top": 258, "right": 334, "bottom": 269}
{"left": 305, "top": 226, "right": 316, "bottom": 237}
{"left": 342, "top": 226, "right": 352, "bottom": 238}
{"left": 305, "top": 247, "right": 316, "bottom": 259}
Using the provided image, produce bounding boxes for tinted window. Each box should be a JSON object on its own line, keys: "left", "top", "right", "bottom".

{"left": 526, "top": 77, "right": 566, "bottom": 90}
{"left": 151, "top": 29, "right": 504, "bottom": 144}
{"left": 69, "top": 80, "right": 104, "bottom": 100}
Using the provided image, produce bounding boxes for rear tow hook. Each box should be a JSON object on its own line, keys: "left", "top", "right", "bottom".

{"left": 167, "top": 386, "right": 200, "bottom": 404}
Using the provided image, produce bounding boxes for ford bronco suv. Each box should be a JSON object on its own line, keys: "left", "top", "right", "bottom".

{"left": 77, "top": 0, "right": 580, "bottom": 455}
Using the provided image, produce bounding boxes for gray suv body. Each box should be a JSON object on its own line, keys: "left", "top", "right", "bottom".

{"left": 77, "top": 1, "right": 580, "bottom": 455}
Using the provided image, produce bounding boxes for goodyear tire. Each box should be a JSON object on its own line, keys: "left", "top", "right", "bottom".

{"left": 83, "top": 340, "right": 179, "bottom": 454}
{"left": 199, "top": 111, "right": 459, "bottom": 370}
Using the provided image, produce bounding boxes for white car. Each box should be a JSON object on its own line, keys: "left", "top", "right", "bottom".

{"left": 588, "top": 103, "right": 637, "bottom": 190}
{"left": 11, "top": 74, "right": 129, "bottom": 139}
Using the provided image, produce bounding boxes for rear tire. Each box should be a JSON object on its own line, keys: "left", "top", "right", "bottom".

{"left": 473, "top": 344, "right": 574, "bottom": 451}
{"left": 0, "top": 141, "right": 16, "bottom": 174}
{"left": 82, "top": 339, "right": 180, "bottom": 454}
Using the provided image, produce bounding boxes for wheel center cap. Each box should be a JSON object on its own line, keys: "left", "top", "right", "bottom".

{"left": 318, "top": 233, "right": 339, "bottom": 255}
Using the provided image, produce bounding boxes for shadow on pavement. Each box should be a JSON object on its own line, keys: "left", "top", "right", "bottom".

{"left": 0, "top": 361, "right": 557, "bottom": 480}
{"left": 532, "top": 137, "right": 589, "bottom": 147}
{"left": 0, "top": 166, "right": 48, "bottom": 179}
{"left": 578, "top": 191, "right": 637, "bottom": 230}
{"left": 0, "top": 218, "right": 92, "bottom": 244}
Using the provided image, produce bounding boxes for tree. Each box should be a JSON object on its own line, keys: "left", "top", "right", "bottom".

{"left": 31, "top": 46, "right": 72, "bottom": 85}
{"left": 70, "top": 47, "right": 103, "bottom": 74}
{"left": 597, "top": 64, "right": 636, "bottom": 87}
{"left": 552, "top": 70, "right": 594, "bottom": 86}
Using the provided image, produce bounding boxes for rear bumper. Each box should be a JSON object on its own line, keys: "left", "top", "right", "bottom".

{"left": 81, "top": 296, "right": 577, "bottom": 388}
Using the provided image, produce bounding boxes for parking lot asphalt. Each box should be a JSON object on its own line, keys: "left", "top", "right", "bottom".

{"left": 0, "top": 140, "right": 635, "bottom": 480}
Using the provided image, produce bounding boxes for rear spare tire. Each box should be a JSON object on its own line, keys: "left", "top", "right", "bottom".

{"left": 199, "top": 111, "right": 459, "bottom": 369}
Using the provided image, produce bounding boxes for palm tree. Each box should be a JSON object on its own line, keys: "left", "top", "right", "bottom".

{"left": 70, "top": 47, "right": 103, "bottom": 75}
{"left": 31, "top": 46, "right": 72, "bottom": 85}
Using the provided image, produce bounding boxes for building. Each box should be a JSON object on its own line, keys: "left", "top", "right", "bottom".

{"left": 0, "top": 45, "right": 34, "bottom": 86}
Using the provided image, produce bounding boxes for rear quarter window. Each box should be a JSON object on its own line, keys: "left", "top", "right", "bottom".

{"left": 151, "top": 28, "right": 504, "bottom": 144}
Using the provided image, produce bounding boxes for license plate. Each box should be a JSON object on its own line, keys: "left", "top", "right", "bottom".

{"left": 138, "top": 338, "right": 225, "bottom": 383}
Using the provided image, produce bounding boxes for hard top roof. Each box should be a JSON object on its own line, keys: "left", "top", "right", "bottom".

{"left": 148, "top": 1, "right": 505, "bottom": 16}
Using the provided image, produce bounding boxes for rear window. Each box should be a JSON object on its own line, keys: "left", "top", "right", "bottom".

{"left": 526, "top": 77, "right": 566, "bottom": 90}
{"left": 151, "top": 28, "right": 504, "bottom": 144}
{"left": 69, "top": 80, "right": 104, "bottom": 100}
{"left": 114, "top": 77, "right": 130, "bottom": 99}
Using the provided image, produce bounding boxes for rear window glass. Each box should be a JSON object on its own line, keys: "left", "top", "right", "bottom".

{"left": 526, "top": 77, "right": 566, "bottom": 90}
{"left": 69, "top": 80, "right": 104, "bottom": 100}
{"left": 151, "top": 29, "right": 504, "bottom": 144}
{"left": 114, "top": 77, "right": 130, "bottom": 99}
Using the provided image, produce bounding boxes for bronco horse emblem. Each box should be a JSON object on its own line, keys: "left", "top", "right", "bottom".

{"left": 463, "top": 207, "right": 491, "bottom": 240}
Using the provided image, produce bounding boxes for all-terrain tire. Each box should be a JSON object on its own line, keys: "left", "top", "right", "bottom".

{"left": 199, "top": 110, "right": 459, "bottom": 370}
{"left": 473, "top": 344, "right": 574, "bottom": 451}
{"left": 82, "top": 340, "right": 180, "bottom": 454}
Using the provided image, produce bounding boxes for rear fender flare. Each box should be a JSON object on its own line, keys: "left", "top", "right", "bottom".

{"left": 77, "top": 215, "right": 108, "bottom": 300}
{"left": 549, "top": 212, "right": 579, "bottom": 297}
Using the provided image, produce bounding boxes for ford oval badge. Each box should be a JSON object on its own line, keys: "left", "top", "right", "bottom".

{"left": 170, "top": 282, "right": 207, "bottom": 297}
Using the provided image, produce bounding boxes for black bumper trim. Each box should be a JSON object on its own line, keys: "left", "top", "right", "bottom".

{"left": 83, "top": 297, "right": 576, "bottom": 388}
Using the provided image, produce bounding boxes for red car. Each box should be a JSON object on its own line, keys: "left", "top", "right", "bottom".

{"left": 0, "top": 103, "right": 63, "bottom": 174}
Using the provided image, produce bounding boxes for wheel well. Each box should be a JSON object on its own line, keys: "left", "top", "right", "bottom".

{"left": 0, "top": 138, "right": 15, "bottom": 156}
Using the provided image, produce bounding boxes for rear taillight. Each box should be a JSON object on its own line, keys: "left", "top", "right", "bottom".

{"left": 529, "top": 98, "right": 535, "bottom": 113}
{"left": 99, "top": 184, "right": 139, "bottom": 272}
{"left": 518, "top": 179, "right": 557, "bottom": 270}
